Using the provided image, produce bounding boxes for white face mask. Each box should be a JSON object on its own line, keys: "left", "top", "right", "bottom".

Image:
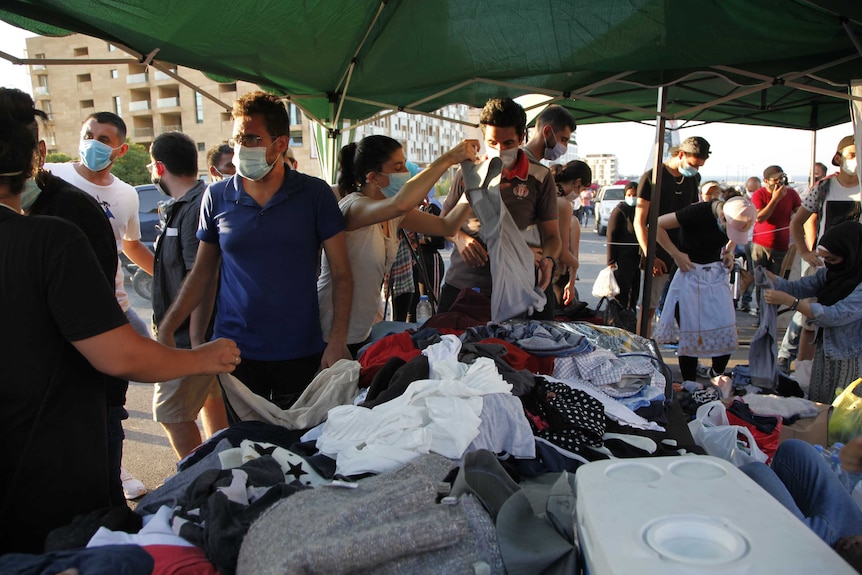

{"left": 234, "top": 142, "right": 279, "bottom": 181}
{"left": 624, "top": 196, "right": 637, "bottom": 207}
{"left": 842, "top": 157, "right": 858, "bottom": 176}
{"left": 486, "top": 147, "right": 519, "bottom": 169}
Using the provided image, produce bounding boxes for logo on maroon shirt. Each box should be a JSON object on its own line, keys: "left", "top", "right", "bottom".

{"left": 513, "top": 183, "right": 529, "bottom": 199}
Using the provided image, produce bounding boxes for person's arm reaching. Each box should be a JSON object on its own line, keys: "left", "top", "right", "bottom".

{"left": 635, "top": 197, "right": 667, "bottom": 275}
{"left": 158, "top": 241, "right": 220, "bottom": 347}
{"left": 656, "top": 212, "right": 692, "bottom": 272}
{"left": 343, "top": 139, "right": 480, "bottom": 231}
{"left": 790, "top": 207, "right": 822, "bottom": 268}
{"left": 73, "top": 323, "right": 240, "bottom": 381}
{"left": 320, "top": 230, "right": 353, "bottom": 367}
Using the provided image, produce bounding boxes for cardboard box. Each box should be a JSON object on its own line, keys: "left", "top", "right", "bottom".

{"left": 779, "top": 402, "right": 831, "bottom": 446}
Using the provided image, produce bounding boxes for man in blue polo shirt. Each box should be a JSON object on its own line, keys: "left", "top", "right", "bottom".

{"left": 158, "top": 91, "right": 352, "bottom": 409}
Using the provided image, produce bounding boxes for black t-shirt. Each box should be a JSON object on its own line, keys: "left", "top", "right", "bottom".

{"left": 29, "top": 172, "right": 118, "bottom": 287}
{"left": 153, "top": 181, "right": 207, "bottom": 349}
{"left": 0, "top": 209, "right": 127, "bottom": 554}
{"left": 28, "top": 172, "right": 128, "bottom": 406}
{"left": 638, "top": 165, "right": 699, "bottom": 263}
{"left": 606, "top": 202, "right": 639, "bottom": 266}
{"left": 676, "top": 200, "right": 728, "bottom": 264}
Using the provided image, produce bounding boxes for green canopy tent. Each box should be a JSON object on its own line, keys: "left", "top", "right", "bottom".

{"left": 1, "top": 0, "right": 860, "bottom": 333}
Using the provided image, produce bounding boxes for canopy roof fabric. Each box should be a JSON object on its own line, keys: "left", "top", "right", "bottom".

{"left": 1, "top": 0, "right": 860, "bottom": 131}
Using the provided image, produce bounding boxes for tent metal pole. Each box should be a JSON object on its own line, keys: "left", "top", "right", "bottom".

{"left": 638, "top": 86, "right": 668, "bottom": 337}
{"left": 843, "top": 20, "right": 862, "bottom": 58}
{"left": 334, "top": 0, "right": 388, "bottom": 93}
{"left": 343, "top": 109, "right": 397, "bottom": 133}
{"left": 406, "top": 79, "right": 477, "bottom": 108}
{"left": 783, "top": 80, "right": 862, "bottom": 103}
{"left": 810, "top": 130, "right": 817, "bottom": 187}
{"left": 477, "top": 77, "right": 664, "bottom": 118}
{"left": 341, "top": 96, "right": 478, "bottom": 128}
{"left": 674, "top": 81, "right": 772, "bottom": 118}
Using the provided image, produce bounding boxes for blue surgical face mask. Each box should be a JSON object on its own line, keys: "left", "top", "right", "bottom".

{"left": 624, "top": 196, "right": 637, "bottom": 207}
{"left": 678, "top": 156, "right": 699, "bottom": 178}
{"left": 543, "top": 130, "right": 568, "bottom": 161}
{"left": 19, "top": 178, "right": 42, "bottom": 212}
{"left": 381, "top": 171, "right": 411, "bottom": 198}
{"left": 234, "top": 142, "right": 278, "bottom": 181}
{"left": 79, "top": 139, "right": 119, "bottom": 172}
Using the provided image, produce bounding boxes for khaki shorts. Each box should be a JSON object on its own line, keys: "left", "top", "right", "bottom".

{"left": 153, "top": 373, "right": 220, "bottom": 423}
{"left": 649, "top": 273, "right": 670, "bottom": 310}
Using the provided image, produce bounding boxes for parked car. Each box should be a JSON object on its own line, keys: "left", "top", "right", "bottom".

{"left": 135, "top": 184, "right": 162, "bottom": 247}
{"left": 593, "top": 184, "right": 627, "bottom": 236}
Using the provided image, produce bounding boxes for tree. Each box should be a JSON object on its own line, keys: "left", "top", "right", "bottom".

{"left": 112, "top": 142, "right": 150, "bottom": 186}
{"left": 45, "top": 152, "right": 72, "bottom": 164}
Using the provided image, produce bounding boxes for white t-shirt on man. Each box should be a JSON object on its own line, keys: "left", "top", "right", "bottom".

{"left": 45, "top": 162, "right": 141, "bottom": 312}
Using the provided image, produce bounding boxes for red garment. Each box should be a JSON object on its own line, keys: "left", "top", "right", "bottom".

{"left": 478, "top": 337, "right": 555, "bottom": 375}
{"left": 144, "top": 545, "right": 220, "bottom": 575}
{"left": 750, "top": 186, "right": 802, "bottom": 250}
{"left": 726, "top": 410, "right": 782, "bottom": 463}
{"left": 358, "top": 331, "right": 422, "bottom": 387}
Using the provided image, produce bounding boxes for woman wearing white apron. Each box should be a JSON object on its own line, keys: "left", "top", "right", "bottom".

{"left": 654, "top": 196, "right": 757, "bottom": 382}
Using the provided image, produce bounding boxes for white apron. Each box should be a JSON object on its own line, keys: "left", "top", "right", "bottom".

{"left": 654, "top": 262, "right": 737, "bottom": 357}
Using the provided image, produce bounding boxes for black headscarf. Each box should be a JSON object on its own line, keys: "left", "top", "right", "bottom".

{"left": 816, "top": 220, "right": 862, "bottom": 306}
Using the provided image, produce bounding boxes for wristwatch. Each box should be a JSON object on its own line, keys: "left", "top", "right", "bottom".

{"left": 789, "top": 298, "right": 800, "bottom": 311}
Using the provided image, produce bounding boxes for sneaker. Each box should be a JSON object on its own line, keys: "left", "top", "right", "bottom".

{"left": 738, "top": 302, "right": 751, "bottom": 313}
{"left": 697, "top": 364, "right": 722, "bottom": 379}
{"left": 777, "top": 357, "right": 791, "bottom": 373}
{"left": 120, "top": 467, "right": 147, "bottom": 500}
{"left": 748, "top": 307, "right": 759, "bottom": 317}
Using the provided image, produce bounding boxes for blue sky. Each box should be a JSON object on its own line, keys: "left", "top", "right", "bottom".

{"left": 1, "top": 21, "right": 853, "bottom": 184}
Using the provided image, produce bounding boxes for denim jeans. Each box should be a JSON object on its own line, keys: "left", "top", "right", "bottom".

{"left": 740, "top": 439, "right": 862, "bottom": 546}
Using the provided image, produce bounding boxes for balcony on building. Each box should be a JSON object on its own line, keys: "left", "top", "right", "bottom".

{"left": 157, "top": 96, "right": 180, "bottom": 108}
{"left": 127, "top": 62, "right": 148, "bottom": 85}
{"left": 160, "top": 112, "right": 182, "bottom": 134}
{"left": 129, "top": 100, "right": 151, "bottom": 112}
{"left": 127, "top": 72, "right": 149, "bottom": 84}
{"left": 35, "top": 86, "right": 50, "bottom": 97}
{"left": 132, "top": 115, "right": 155, "bottom": 141}
{"left": 153, "top": 66, "right": 178, "bottom": 82}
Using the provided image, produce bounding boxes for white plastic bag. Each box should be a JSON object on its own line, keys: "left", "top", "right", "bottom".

{"left": 688, "top": 401, "right": 769, "bottom": 467}
{"left": 592, "top": 264, "right": 620, "bottom": 298}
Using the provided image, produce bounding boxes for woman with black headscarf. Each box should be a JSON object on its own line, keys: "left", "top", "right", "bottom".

{"left": 765, "top": 220, "right": 862, "bottom": 403}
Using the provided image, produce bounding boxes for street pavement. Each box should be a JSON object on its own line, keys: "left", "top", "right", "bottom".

{"left": 120, "top": 218, "right": 794, "bottom": 499}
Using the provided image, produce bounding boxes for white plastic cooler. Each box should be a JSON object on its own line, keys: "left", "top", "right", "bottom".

{"left": 576, "top": 455, "right": 855, "bottom": 574}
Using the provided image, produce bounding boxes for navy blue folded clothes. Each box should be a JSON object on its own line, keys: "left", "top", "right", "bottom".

{"left": 0, "top": 544, "right": 153, "bottom": 575}
{"left": 462, "top": 320, "right": 593, "bottom": 357}
{"left": 173, "top": 455, "right": 309, "bottom": 575}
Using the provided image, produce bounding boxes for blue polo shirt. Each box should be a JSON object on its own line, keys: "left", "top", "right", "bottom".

{"left": 198, "top": 169, "right": 344, "bottom": 360}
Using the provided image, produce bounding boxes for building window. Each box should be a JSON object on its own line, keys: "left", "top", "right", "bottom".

{"left": 80, "top": 99, "right": 95, "bottom": 109}
{"left": 73, "top": 46, "right": 88, "bottom": 57}
{"left": 77, "top": 73, "right": 92, "bottom": 83}
{"left": 42, "top": 100, "right": 52, "bottom": 121}
{"left": 113, "top": 96, "right": 122, "bottom": 117}
{"left": 107, "top": 43, "right": 116, "bottom": 52}
{"left": 195, "top": 92, "right": 204, "bottom": 124}
{"left": 197, "top": 142, "right": 206, "bottom": 152}
{"left": 110, "top": 69, "right": 118, "bottom": 79}
{"left": 288, "top": 103, "right": 302, "bottom": 126}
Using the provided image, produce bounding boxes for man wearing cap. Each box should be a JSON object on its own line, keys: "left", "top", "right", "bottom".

{"left": 635, "top": 136, "right": 710, "bottom": 336}
{"left": 791, "top": 135, "right": 859, "bottom": 269}
{"left": 779, "top": 136, "right": 859, "bottom": 374}
{"left": 751, "top": 165, "right": 801, "bottom": 277}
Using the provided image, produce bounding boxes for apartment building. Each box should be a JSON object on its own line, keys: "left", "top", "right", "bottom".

{"left": 584, "top": 153, "right": 619, "bottom": 187}
{"left": 26, "top": 33, "right": 471, "bottom": 181}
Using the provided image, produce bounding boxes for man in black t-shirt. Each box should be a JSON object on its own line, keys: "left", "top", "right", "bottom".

{"left": 635, "top": 136, "right": 710, "bottom": 335}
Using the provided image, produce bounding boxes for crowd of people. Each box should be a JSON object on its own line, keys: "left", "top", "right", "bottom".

{"left": 1, "top": 80, "right": 861, "bottom": 560}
